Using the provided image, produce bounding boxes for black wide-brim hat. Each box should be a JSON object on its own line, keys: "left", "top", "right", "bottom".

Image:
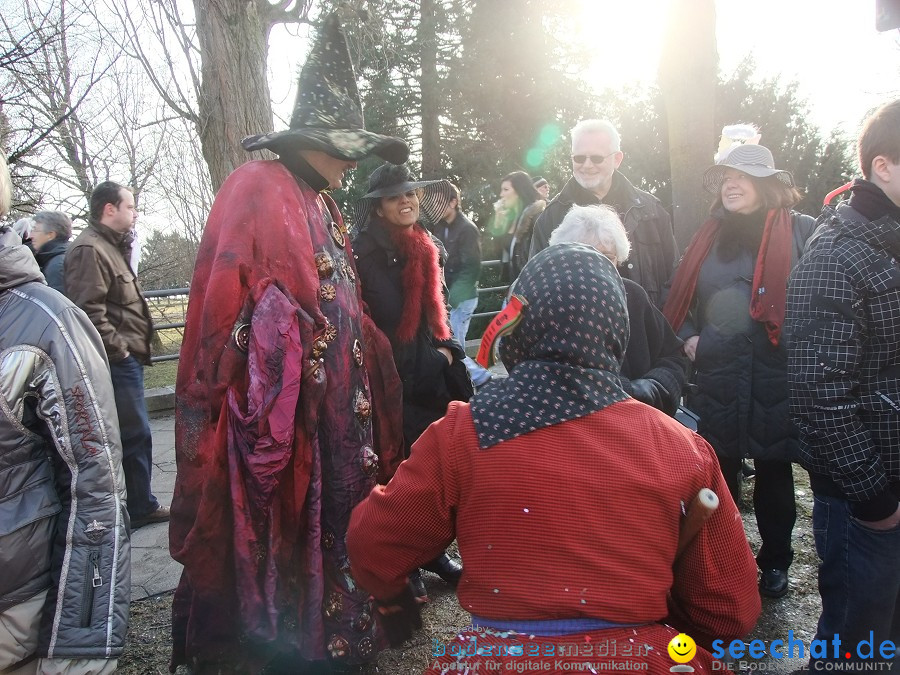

{"left": 355, "top": 163, "right": 454, "bottom": 228}
{"left": 242, "top": 13, "right": 409, "bottom": 165}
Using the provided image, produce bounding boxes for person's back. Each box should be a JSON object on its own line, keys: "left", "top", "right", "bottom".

{"left": 347, "top": 244, "right": 759, "bottom": 674}
{"left": 0, "top": 228, "right": 129, "bottom": 673}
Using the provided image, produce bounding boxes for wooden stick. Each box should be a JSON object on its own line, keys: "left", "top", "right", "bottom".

{"left": 676, "top": 488, "right": 719, "bottom": 557}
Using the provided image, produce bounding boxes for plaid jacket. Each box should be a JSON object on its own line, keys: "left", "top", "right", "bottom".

{"left": 786, "top": 201, "right": 900, "bottom": 520}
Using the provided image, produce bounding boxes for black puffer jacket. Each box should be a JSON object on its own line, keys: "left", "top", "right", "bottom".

{"left": 679, "top": 211, "right": 816, "bottom": 461}
{"left": 529, "top": 173, "right": 676, "bottom": 306}
{"left": 353, "top": 220, "right": 471, "bottom": 452}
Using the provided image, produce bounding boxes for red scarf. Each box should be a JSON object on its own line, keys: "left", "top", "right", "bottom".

{"left": 662, "top": 208, "right": 793, "bottom": 346}
{"left": 388, "top": 223, "right": 451, "bottom": 344}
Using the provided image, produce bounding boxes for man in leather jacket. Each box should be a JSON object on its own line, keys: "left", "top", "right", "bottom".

{"left": 529, "top": 119, "right": 676, "bottom": 307}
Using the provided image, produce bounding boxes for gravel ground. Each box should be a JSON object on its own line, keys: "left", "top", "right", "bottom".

{"left": 118, "top": 465, "right": 819, "bottom": 674}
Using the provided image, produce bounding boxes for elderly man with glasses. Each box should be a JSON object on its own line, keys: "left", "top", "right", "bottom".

{"left": 528, "top": 119, "right": 676, "bottom": 307}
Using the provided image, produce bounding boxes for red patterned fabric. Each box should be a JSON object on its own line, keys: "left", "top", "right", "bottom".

{"left": 170, "top": 160, "right": 403, "bottom": 669}
{"left": 347, "top": 399, "right": 760, "bottom": 671}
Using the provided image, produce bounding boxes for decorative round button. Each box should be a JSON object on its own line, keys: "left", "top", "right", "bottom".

{"left": 327, "top": 634, "right": 349, "bottom": 660}
{"left": 312, "top": 338, "right": 329, "bottom": 359}
{"left": 324, "top": 591, "right": 343, "bottom": 619}
{"left": 322, "top": 530, "right": 335, "bottom": 550}
{"left": 232, "top": 323, "right": 250, "bottom": 352}
{"left": 352, "top": 339, "right": 363, "bottom": 367}
{"left": 354, "top": 391, "right": 372, "bottom": 426}
{"left": 361, "top": 446, "right": 378, "bottom": 477}
{"left": 322, "top": 321, "right": 338, "bottom": 343}
{"left": 357, "top": 636, "right": 376, "bottom": 658}
{"left": 315, "top": 252, "right": 335, "bottom": 279}
{"left": 341, "top": 258, "right": 356, "bottom": 283}
{"left": 319, "top": 284, "right": 337, "bottom": 302}
{"left": 352, "top": 611, "right": 373, "bottom": 632}
{"left": 331, "top": 223, "right": 346, "bottom": 248}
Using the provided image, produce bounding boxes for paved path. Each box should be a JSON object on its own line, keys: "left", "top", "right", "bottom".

{"left": 131, "top": 413, "right": 180, "bottom": 601}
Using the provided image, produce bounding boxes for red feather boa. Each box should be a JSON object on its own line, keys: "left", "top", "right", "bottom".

{"left": 387, "top": 223, "right": 450, "bottom": 344}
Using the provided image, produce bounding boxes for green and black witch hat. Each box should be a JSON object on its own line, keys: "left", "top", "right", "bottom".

{"left": 242, "top": 13, "right": 408, "bottom": 164}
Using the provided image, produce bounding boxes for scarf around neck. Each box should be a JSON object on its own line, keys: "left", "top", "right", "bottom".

{"left": 663, "top": 208, "right": 793, "bottom": 346}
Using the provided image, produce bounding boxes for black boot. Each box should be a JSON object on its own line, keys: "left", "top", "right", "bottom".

{"left": 422, "top": 552, "right": 463, "bottom": 588}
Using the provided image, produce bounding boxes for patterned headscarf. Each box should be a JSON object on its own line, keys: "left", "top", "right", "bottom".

{"left": 471, "top": 243, "right": 630, "bottom": 448}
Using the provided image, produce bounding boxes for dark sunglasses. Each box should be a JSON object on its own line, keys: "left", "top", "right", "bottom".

{"left": 571, "top": 153, "right": 615, "bottom": 165}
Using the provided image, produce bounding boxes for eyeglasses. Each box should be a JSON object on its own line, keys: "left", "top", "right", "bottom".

{"left": 571, "top": 153, "right": 615, "bottom": 165}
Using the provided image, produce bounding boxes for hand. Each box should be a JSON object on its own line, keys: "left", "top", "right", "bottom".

{"left": 683, "top": 335, "right": 700, "bottom": 362}
{"left": 857, "top": 503, "right": 900, "bottom": 531}
{"left": 375, "top": 582, "right": 423, "bottom": 647}
{"left": 437, "top": 347, "right": 453, "bottom": 364}
{"left": 629, "top": 378, "right": 668, "bottom": 410}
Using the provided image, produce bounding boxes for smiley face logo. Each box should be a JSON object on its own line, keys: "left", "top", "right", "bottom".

{"left": 667, "top": 633, "right": 697, "bottom": 664}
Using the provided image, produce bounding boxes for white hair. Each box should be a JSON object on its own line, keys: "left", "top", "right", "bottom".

{"left": 0, "top": 154, "right": 10, "bottom": 218}
{"left": 570, "top": 119, "right": 621, "bottom": 151}
{"left": 549, "top": 204, "right": 631, "bottom": 263}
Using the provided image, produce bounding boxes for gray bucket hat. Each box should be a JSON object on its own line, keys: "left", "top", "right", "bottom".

{"left": 702, "top": 144, "right": 794, "bottom": 194}
{"left": 355, "top": 163, "right": 454, "bottom": 229}
{"left": 242, "top": 14, "right": 408, "bottom": 165}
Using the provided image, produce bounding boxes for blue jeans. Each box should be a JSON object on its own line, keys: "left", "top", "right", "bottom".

{"left": 811, "top": 493, "right": 900, "bottom": 667}
{"left": 109, "top": 355, "right": 159, "bottom": 519}
{"left": 450, "top": 297, "right": 490, "bottom": 382}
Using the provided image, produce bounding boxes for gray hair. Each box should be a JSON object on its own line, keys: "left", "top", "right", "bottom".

{"left": 570, "top": 119, "right": 621, "bottom": 152}
{"left": 549, "top": 204, "right": 631, "bottom": 263}
{"left": 33, "top": 211, "right": 72, "bottom": 241}
{"left": 0, "top": 154, "right": 10, "bottom": 218}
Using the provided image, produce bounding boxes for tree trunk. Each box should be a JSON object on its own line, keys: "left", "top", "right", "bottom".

{"left": 418, "top": 0, "right": 441, "bottom": 179}
{"left": 658, "top": 0, "right": 717, "bottom": 251}
{"left": 192, "top": 0, "right": 275, "bottom": 191}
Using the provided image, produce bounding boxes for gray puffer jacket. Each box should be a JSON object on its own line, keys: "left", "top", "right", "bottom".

{"left": 0, "top": 234, "right": 130, "bottom": 661}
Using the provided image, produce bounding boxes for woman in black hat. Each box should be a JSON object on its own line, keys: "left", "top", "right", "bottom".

{"left": 353, "top": 163, "right": 473, "bottom": 599}
{"left": 663, "top": 143, "right": 817, "bottom": 600}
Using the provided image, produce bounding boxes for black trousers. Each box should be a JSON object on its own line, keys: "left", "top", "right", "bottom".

{"left": 719, "top": 456, "right": 796, "bottom": 572}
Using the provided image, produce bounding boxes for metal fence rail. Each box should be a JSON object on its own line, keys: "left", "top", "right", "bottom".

{"left": 145, "top": 266, "right": 508, "bottom": 363}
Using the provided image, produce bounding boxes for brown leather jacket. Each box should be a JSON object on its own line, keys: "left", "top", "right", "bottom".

{"left": 64, "top": 221, "right": 152, "bottom": 364}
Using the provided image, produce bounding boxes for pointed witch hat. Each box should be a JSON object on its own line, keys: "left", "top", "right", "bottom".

{"left": 242, "top": 13, "right": 408, "bottom": 164}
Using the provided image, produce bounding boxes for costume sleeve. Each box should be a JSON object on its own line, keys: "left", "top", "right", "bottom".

{"left": 667, "top": 435, "right": 760, "bottom": 647}
{"left": 787, "top": 249, "right": 897, "bottom": 520}
{"left": 64, "top": 246, "right": 129, "bottom": 362}
{"left": 347, "top": 409, "right": 460, "bottom": 599}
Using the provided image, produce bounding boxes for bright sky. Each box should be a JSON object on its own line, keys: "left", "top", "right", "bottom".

{"left": 269, "top": 1, "right": 899, "bottom": 140}
{"left": 575, "top": 0, "right": 900, "bottom": 136}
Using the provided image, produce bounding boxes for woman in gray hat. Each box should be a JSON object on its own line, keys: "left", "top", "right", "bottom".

{"left": 663, "top": 143, "right": 817, "bottom": 600}
{"left": 353, "top": 163, "right": 473, "bottom": 600}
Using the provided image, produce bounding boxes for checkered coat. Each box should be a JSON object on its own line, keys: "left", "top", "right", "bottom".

{"left": 786, "top": 202, "right": 900, "bottom": 519}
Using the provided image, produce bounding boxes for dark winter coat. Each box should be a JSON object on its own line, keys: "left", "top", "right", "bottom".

{"left": 34, "top": 237, "right": 68, "bottom": 294}
{"left": 429, "top": 210, "right": 481, "bottom": 307}
{"left": 529, "top": 173, "right": 676, "bottom": 307}
{"left": 353, "top": 220, "right": 471, "bottom": 451}
{"left": 787, "top": 197, "right": 900, "bottom": 521}
{"left": 620, "top": 278, "right": 688, "bottom": 416}
{"left": 679, "top": 211, "right": 816, "bottom": 461}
